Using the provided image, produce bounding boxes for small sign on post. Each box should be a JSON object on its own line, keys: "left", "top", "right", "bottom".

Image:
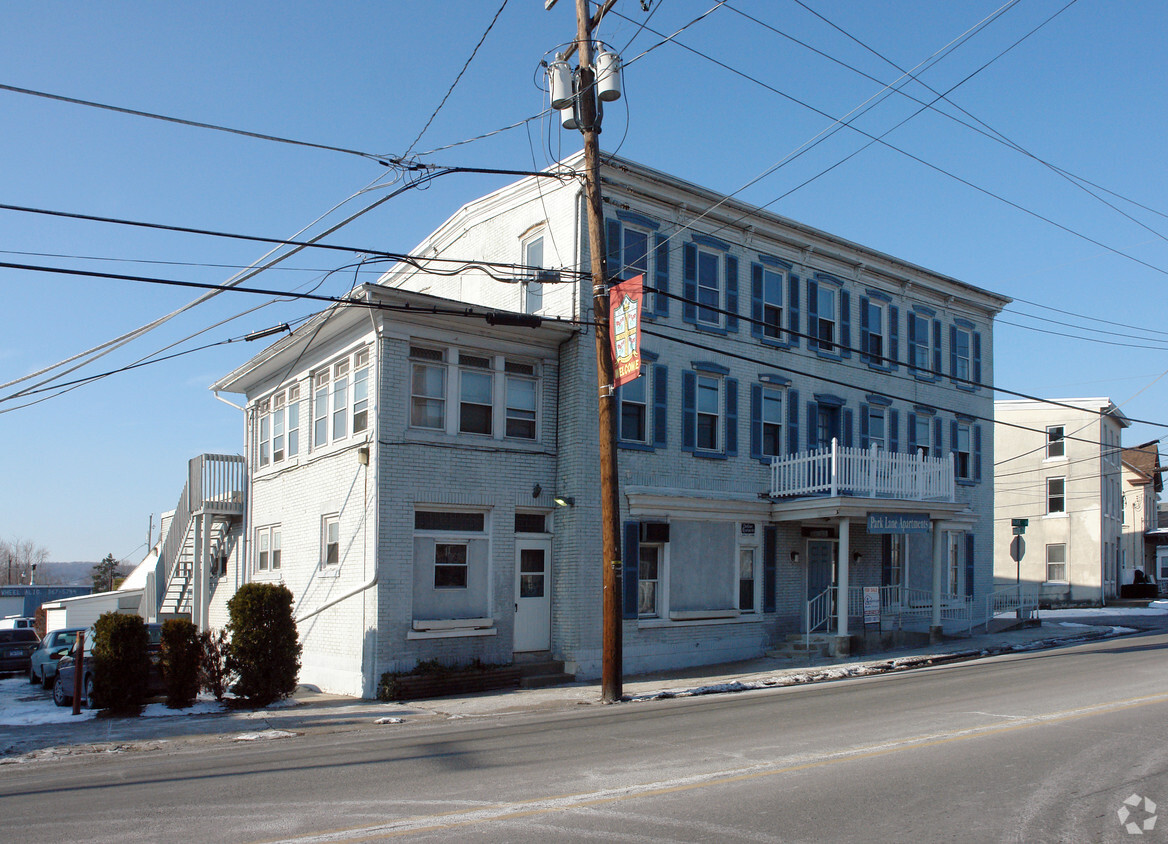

{"left": 863, "top": 586, "right": 880, "bottom": 628}
{"left": 1011, "top": 518, "right": 1029, "bottom": 535}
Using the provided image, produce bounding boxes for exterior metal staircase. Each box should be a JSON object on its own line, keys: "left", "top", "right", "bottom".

{"left": 146, "top": 454, "right": 246, "bottom": 628}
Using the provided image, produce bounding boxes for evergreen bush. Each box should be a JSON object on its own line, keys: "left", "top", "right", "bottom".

{"left": 198, "top": 627, "right": 231, "bottom": 701}
{"left": 225, "top": 583, "right": 301, "bottom": 706}
{"left": 93, "top": 612, "right": 150, "bottom": 712}
{"left": 160, "top": 618, "right": 200, "bottom": 708}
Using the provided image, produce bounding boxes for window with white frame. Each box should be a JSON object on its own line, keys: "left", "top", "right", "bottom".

{"left": 816, "top": 285, "right": 837, "bottom": 351}
{"left": 620, "top": 366, "right": 649, "bottom": 444}
{"left": 1046, "top": 543, "right": 1067, "bottom": 582}
{"left": 955, "top": 421, "right": 972, "bottom": 479}
{"left": 622, "top": 226, "right": 650, "bottom": 309}
{"left": 696, "top": 374, "right": 721, "bottom": 452}
{"left": 255, "top": 525, "right": 281, "bottom": 572}
{"left": 914, "top": 415, "right": 931, "bottom": 457}
{"left": 888, "top": 535, "right": 904, "bottom": 587}
{"left": 433, "top": 543, "right": 468, "bottom": 589}
{"left": 696, "top": 248, "right": 721, "bottom": 325}
{"left": 504, "top": 361, "right": 537, "bottom": 439}
{"left": 739, "top": 545, "right": 758, "bottom": 613}
{"left": 312, "top": 348, "right": 371, "bottom": 449}
{"left": 1047, "top": 477, "right": 1066, "bottom": 514}
{"left": 257, "top": 384, "right": 301, "bottom": 468}
{"left": 321, "top": 514, "right": 339, "bottom": 567}
{"left": 761, "top": 387, "right": 783, "bottom": 457}
{"left": 762, "top": 267, "right": 783, "bottom": 340}
{"left": 953, "top": 326, "right": 971, "bottom": 382}
{"left": 948, "top": 534, "right": 962, "bottom": 595}
{"left": 910, "top": 312, "right": 930, "bottom": 373}
{"left": 867, "top": 406, "right": 887, "bottom": 451}
{"left": 410, "top": 346, "right": 447, "bottom": 430}
{"left": 865, "top": 300, "right": 885, "bottom": 360}
{"left": 523, "top": 234, "right": 544, "bottom": 314}
{"left": 1046, "top": 425, "right": 1065, "bottom": 459}
{"left": 459, "top": 353, "right": 494, "bottom": 435}
{"left": 639, "top": 542, "right": 662, "bottom": 617}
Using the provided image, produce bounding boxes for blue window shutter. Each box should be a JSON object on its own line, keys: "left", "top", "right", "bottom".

{"left": 949, "top": 325, "right": 958, "bottom": 383}
{"left": 932, "top": 319, "right": 942, "bottom": 378}
{"left": 889, "top": 409, "right": 900, "bottom": 453}
{"left": 763, "top": 526, "right": 777, "bottom": 613}
{"left": 787, "top": 389, "right": 800, "bottom": 453}
{"left": 606, "top": 219, "right": 622, "bottom": 279}
{"left": 750, "top": 263, "right": 764, "bottom": 339}
{"left": 788, "top": 274, "right": 800, "bottom": 348}
{"left": 623, "top": 521, "right": 639, "bottom": 619}
{"left": 888, "top": 305, "right": 899, "bottom": 370}
{"left": 807, "top": 401, "right": 819, "bottom": 450}
{"left": 950, "top": 419, "right": 959, "bottom": 465}
{"left": 843, "top": 408, "right": 854, "bottom": 448}
{"left": 807, "top": 280, "right": 819, "bottom": 351}
{"left": 726, "top": 255, "right": 740, "bottom": 333}
{"left": 907, "top": 413, "right": 918, "bottom": 452}
{"left": 683, "top": 243, "right": 697, "bottom": 324}
{"left": 972, "top": 331, "right": 982, "bottom": 386}
{"left": 934, "top": 417, "right": 943, "bottom": 455}
{"left": 725, "top": 378, "right": 739, "bottom": 456}
{"left": 859, "top": 296, "right": 870, "bottom": 363}
{"left": 682, "top": 370, "right": 696, "bottom": 452}
{"left": 881, "top": 534, "right": 892, "bottom": 586}
{"left": 750, "top": 383, "right": 763, "bottom": 460}
{"left": 840, "top": 290, "right": 851, "bottom": 358}
{"left": 652, "top": 364, "right": 668, "bottom": 449}
{"left": 654, "top": 234, "right": 670, "bottom": 316}
{"left": 974, "top": 424, "right": 983, "bottom": 482}
{"left": 965, "top": 533, "right": 975, "bottom": 598}
{"left": 859, "top": 404, "right": 870, "bottom": 449}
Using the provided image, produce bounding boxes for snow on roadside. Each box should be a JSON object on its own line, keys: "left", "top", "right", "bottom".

{"left": 0, "top": 677, "right": 238, "bottom": 726}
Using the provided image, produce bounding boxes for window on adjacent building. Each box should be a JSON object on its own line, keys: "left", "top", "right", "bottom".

{"left": 762, "top": 268, "right": 783, "bottom": 340}
{"left": 888, "top": 535, "right": 904, "bottom": 587}
{"left": 638, "top": 542, "right": 662, "bottom": 617}
{"left": 761, "top": 388, "right": 783, "bottom": 457}
{"left": 1047, "top": 477, "right": 1066, "bottom": 514}
{"left": 696, "top": 374, "right": 721, "bottom": 452}
{"left": 866, "top": 300, "right": 884, "bottom": 361}
{"left": 697, "top": 248, "right": 721, "bottom": 325}
{"left": 1047, "top": 425, "right": 1065, "bottom": 459}
{"left": 953, "top": 326, "right": 971, "bottom": 382}
{"left": 523, "top": 234, "right": 545, "bottom": 314}
{"left": 434, "top": 543, "right": 468, "bottom": 589}
{"left": 1046, "top": 543, "right": 1067, "bottom": 582}
{"left": 816, "top": 285, "right": 836, "bottom": 351}
{"left": 914, "top": 415, "right": 931, "bottom": 457}
{"left": 620, "top": 367, "right": 648, "bottom": 444}
{"left": 739, "top": 547, "right": 757, "bottom": 612}
{"left": 622, "top": 226, "right": 650, "bottom": 310}
{"left": 955, "top": 422, "right": 972, "bottom": 479}
{"left": 256, "top": 525, "right": 281, "bottom": 572}
{"left": 321, "top": 514, "right": 339, "bottom": 567}
{"left": 910, "top": 313, "right": 931, "bottom": 373}
{"left": 867, "top": 407, "right": 887, "bottom": 451}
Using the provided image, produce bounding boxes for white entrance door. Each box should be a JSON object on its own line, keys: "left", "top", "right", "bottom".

{"left": 515, "top": 539, "right": 551, "bottom": 652}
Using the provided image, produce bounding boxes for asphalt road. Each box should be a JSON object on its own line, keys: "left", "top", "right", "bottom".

{"left": 3, "top": 629, "right": 1167, "bottom": 843}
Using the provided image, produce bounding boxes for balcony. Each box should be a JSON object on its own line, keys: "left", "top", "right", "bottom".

{"left": 770, "top": 440, "right": 954, "bottom": 502}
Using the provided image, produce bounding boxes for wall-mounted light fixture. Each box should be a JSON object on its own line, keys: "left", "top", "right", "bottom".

{"left": 555, "top": 496, "right": 575, "bottom": 508}
{"left": 790, "top": 551, "right": 800, "bottom": 564}
{"left": 357, "top": 446, "right": 369, "bottom": 465}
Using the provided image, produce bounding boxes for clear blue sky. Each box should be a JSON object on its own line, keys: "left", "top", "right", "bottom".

{"left": 2, "top": 1, "right": 1166, "bottom": 563}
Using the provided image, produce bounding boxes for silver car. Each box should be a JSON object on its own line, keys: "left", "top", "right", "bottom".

{"left": 28, "top": 627, "right": 84, "bottom": 688}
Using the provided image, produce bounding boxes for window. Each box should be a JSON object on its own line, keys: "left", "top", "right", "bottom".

{"left": 696, "top": 374, "right": 721, "bottom": 451}
{"left": 910, "top": 313, "right": 930, "bottom": 373}
{"left": 761, "top": 388, "right": 783, "bottom": 457}
{"left": 313, "top": 348, "right": 372, "bottom": 449}
{"left": 410, "top": 346, "right": 447, "bottom": 430}
{"left": 887, "top": 535, "right": 904, "bottom": 587}
{"left": 322, "top": 515, "right": 339, "bottom": 567}
{"left": 458, "top": 354, "right": 493, "bottom": 435}
{"left": 739, "top": 547, "right": 757, "bottom": 612}
{"left": 515, "top": 512, "right": 547, "bottom": 533}
{"left": 505, "top": 361, "right": 537, "bottom": 439}
{"left": 638, "top": 543, "right": 662, "bottom": 617}
{"left": 914, "top": 415, "right": 931, "bottom": 457}
{"left": 256, "top": 525, "right": 281, "bottom": 572}
{"left": 697, "top": 249, "right": 721, "bottom": 325}
{"left": 620, "top": 367, "right": 648, "bottom": 443}
{"left": 955, "top": 422, "right": 972, "bottom": 479}
{"left": 622, "top": 227, "right": 650, "bottom": 310}
{"left": 867, "top": 407, "right": 887, "bottom": 451}
{"left": 1046, "top": 543, "right": 1067, "bottom": 582}
{"left": 415, "top": 511, "right": 485, "bottom": 531}
{"left": 434, "top": 543, "right": 468, "bottom": 589}
{"left": 762, "top": 268, "right": 783, "bottom": 339}
{"left": 865, "top": 300, "right": 884, "bottom": 360}
{"left": 1047, "top": 477, "right": 1066, "bottom": 514}
{"left": 1047, "top": 425, "right": 1065, "bottom": 459}
{"left": 816, "top": 285, "right": 836, "bottom": 351}
{"left": 523, "top": 235, "right": 545, "bottom": 313}
{"left": 953, "top": 327, "right": 971, "bottom": 382}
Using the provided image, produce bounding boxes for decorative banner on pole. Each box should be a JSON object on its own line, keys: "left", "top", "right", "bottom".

{"left": 609, "top": 274, "right": 643, "bottom": 388}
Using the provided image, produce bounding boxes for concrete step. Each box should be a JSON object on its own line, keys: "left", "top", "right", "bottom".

{"left": 513, "top": 652, "right": 574, "bottom": 689}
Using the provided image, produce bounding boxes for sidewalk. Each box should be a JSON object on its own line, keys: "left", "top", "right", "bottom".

{"left": 0, "top": 618, "right": 1136, "bottom": 765}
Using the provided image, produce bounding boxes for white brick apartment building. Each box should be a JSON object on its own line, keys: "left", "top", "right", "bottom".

{"left": 994, "top": 398, "right": 1129, "bottom": 604}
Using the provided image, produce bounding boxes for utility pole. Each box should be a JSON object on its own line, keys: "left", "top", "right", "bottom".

{"left": 573, "top": 0, "right": 623, "bottom": 703}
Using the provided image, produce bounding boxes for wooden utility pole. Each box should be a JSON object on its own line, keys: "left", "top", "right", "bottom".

{"left": 574, "top": 0, "right": 623, "bottom": 703}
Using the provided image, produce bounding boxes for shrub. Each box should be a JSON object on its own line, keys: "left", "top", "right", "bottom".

{"left": 225, "top": 583, "right": 301, "bottom": 706}
{"left": 93, "top": 612, "right": 150, "bottom": 712}
{"left": 198, "top": 628, "right": 231, "bottom": 701}
{"left": 160, "top": 618, "right": 200, "bottom": 709}
{"left": 34, "top": 606, "right": 46, "bottom": 640}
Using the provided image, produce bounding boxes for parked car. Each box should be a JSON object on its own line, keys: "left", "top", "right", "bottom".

{"left": 0, "top": 629, "right": 40, "bottom": 675}
{"left": 0, "top": 616, "right": 35, "bottom": 630}
{"left": 54, "top": 622, "right": 164, "bottom": 709}
{"left": 28, "top": 627, "right": 85, "bottom": 688}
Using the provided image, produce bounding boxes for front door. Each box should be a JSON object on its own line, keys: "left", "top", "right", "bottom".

{"left": 514, "top": 539, "right": 551, "bottom": 652}
{"left": 807, "top": 539, "right": 835, "bottom": 600}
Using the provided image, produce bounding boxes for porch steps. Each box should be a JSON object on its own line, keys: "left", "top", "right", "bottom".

{"left": 767, "top": 634, "right": 833, "bottom": 661}
{"left": 513, "top": 651, "right": 575, "bottom": 689}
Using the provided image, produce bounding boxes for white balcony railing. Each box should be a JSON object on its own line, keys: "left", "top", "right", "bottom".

{"left": 771, "top": 439, "right": 955, "bottom": 502}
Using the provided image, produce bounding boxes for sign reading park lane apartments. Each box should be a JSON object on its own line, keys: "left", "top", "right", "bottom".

{"left": 867, "top": 512, "right": 931, "bottom": 534}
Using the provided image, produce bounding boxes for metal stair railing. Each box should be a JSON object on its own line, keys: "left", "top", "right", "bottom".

{"left": 805, "top": 587, "right": 836, "bottom": 654}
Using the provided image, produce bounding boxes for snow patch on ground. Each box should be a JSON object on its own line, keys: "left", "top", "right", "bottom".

{"left": 1040, "top": 606, "right": 1168, "bottom": 617}
{"left": 232, "top": 729, "right": 297, "bottom": 742}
